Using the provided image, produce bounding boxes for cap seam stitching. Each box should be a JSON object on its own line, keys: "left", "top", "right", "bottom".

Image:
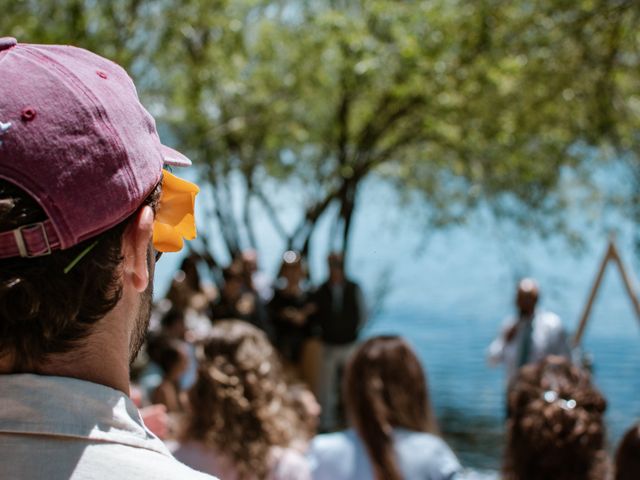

{"left": 23, "top": 47, "right": 141, "bottom": 211}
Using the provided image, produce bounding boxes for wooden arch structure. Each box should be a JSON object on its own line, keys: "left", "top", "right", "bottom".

{"left": 573, "top": 237, "right": 640, "bottom": 347}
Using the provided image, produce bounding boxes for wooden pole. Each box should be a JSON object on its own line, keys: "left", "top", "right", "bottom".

{"left": 572, "top": 240, "right": 614, "bottom": 347}
{"left": 573, "top": 237, "right": 640, "bottom": 348}
{"left": 609, "top": 242, "right": 640, "bottom": 321}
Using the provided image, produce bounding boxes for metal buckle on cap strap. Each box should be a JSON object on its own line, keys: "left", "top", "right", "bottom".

{"left": 13, "top": 222, "right": 52, "bottom": 258}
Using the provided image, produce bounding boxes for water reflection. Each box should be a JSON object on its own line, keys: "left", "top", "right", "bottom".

{"left": 439, "top": 406, "right": 504, "bottom": 471}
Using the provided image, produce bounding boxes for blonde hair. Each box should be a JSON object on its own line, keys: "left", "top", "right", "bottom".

{"left": 184, "top": 320, "right": 295, "bottom": 480}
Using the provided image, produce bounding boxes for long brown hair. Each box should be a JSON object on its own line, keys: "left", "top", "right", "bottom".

{"left": 615, "top": 423, "right": 640, "bottom": 480}
{"left": 504, "top": 355, "right": 608, "bottom": 480}
{"left": 184, "top": 320, "right": 296, "bottom": 480}
{"left": 344, "top": 336, "right": 438, "bottom": 480}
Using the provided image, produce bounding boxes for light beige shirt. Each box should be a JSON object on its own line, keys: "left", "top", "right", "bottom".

{"left": 0, "top": 374, "right": 215, "bottom": 480}
{"left": 172, "top": 440, "right": 311, "bottom": 480}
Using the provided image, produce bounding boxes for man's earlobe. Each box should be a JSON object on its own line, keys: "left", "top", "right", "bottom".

{"left": 123, "top": 206, "right": 155, "bottom": 292}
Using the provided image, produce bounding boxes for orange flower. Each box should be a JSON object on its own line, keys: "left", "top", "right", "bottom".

{"left": 152, "top": 170, "right": 199, "bottom": 252}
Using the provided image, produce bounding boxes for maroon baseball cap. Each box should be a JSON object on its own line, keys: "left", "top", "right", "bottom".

{"left": 0, "top": 37, "right": 191, "bottom": 259}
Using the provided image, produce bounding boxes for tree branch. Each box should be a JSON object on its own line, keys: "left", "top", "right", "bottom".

{"left": 336, "top": 75, "right": 352, "bottom": 167}
{"left": 356, "top": 95, "right": 426, "bottom": 157}
{"left": 243, "top": 177, "right": 257, "bottom": 250}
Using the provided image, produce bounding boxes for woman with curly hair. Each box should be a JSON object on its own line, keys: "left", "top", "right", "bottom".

{"left": 308, "top": 335, "right": 461, "bottom": 480}
{"left": 615, "top": 422, "right": 640, "bottom": 480}
{"left": 504, "top": 355, "right": 609, "bottom": 480}
{"left": 172, "top": 320, "right": 310, "bottom": 480}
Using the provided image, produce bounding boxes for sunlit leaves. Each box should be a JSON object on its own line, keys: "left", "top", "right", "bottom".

{"left": 3, "top": 0, "right": 639, "bottom": 255}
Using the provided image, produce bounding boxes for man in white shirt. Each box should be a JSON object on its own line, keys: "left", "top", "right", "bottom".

{"left": 0, "top": 38, "right": 213, "bottom": 479}
{"left": 488, "top": 278, "right": 571, "bottom": 384}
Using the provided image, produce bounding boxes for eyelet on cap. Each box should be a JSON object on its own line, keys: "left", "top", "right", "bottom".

{"left": 0, "top": 37, "right": 17, "bottom": 52}
{"left": 21, "top": 108, "right": 36, "bottom": 121}
{"left": 96, "top": 70, "right": 108, "bottom": 79}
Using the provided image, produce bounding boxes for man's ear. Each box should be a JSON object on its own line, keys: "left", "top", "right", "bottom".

{"left": 122, "top": 206, "right": 155, "bottom": 292}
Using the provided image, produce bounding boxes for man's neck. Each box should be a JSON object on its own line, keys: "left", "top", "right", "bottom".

{"left": 36, "top": 337, "right": 130, "bottom": 394}
{"left": 0, "top": 300, "right": 134, "bottom": 395}
{"left": 519, "top": 310, "right": 536, "bottom": 322}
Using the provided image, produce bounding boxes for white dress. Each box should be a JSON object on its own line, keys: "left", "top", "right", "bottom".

{"left": 172, "top": 440, "right": 311, "bottom": 480}
{"left": 308, "top": 428, "right": 461, "bottom": 480}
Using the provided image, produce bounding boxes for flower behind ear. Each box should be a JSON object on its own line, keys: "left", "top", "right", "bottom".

{"left": 153, "top": 170, "right": 199, "bottom": 252}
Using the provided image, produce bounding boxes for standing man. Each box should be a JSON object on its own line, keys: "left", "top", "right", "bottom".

{"left": 488, "top": 278, "right": 571, "bottom": 384}
{"left": 313, "top": 253, "right": 367, "bottom": 431}
{"left": 0, "top": 38, "right": 213, "bottom": 479}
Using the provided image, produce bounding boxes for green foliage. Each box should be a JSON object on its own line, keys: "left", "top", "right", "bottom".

{"left": 2, "top": 0, "right": 639, "bottom": 263}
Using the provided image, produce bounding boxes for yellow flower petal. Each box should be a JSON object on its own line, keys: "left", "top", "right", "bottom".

{"left": 153, "top": 222, "right": 184, "bottom": 252}
{"left": 153, "top": 170, "right": 199, "bottom": 253}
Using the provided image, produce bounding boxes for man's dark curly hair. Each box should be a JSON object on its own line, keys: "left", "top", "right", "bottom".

{"left": 504, "top": 355, "right": 609, "bottom": 480}
{"left": 0, "top": 179, "right": 160, "bottom": 371}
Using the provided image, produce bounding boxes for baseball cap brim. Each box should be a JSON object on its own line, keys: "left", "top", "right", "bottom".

{"left": 161, "top": 145, "right": 192, "bottom": 167}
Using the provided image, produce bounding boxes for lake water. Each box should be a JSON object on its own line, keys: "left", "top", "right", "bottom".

{"left": 155, "top": 169, "right": 640, "bottom": 472}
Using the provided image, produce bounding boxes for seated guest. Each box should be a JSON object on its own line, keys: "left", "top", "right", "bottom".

{"left": 503, "top": 355, "right": 608, "bottom": 480}
{"left": 160, "top": 307, "right": 188, "bottom": 340}
{"left": 173, "top": 320, "right": 310, "bottom": 480}
{"left": 209, "top": 265, "right": 270, "bottom": 334}
{"left": 163, "top": 256, "right": 216, "bottom": 343}
{"left": 268, "top": 251, "right": 316, "bottom": 367}
{"left": 239, "top": 249, "right": 273, "bottom": 302}
{"left": 159, "top": 307, "right": 199, "bottom": 390}
{"left": 308, "top": 336, "right": 461, "bottom": 480}
{"left": 209, "top": 265, "right": 247, "bottom": 321}
{"left": 166, "top": 254, "right": 217, "bottom": 312}
{"left": 288, "top": 383, "right": 322, "bottom": 453}
{"left": 151, "top": 337, "right": 190, "bottom": 413}
{"left": 615, "top": 423, "right": 640, "bottom": 480}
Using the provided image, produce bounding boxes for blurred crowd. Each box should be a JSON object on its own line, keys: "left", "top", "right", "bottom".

{"left": 128, "top": 251, "right": 640, "bottom": 480}
{"left": 133, "top": 250, "right": 366, "bottom": 433}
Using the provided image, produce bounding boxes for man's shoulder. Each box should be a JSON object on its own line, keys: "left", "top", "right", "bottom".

{"left": 0, "top": 374, "right": 216, "bottom": 479}
{"left": 0, "top": 433, "right": 217, "bottom": 480}
{"left": 345, "top": 278, "right": 361, "bottom": 288}
{"left": 537, "top": 310, "right": 563, "bottom": 329}
{"left": 110, "top": 444, "right": 217, "bottom": 479}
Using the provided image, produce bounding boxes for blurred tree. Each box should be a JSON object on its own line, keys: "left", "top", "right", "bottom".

{"left": 2, "top": 0, "right": 639, "bottom": 271}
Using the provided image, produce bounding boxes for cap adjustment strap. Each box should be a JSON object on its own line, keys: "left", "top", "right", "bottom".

{"left": 0, "top": 220, "right": 60, "bottom": 259}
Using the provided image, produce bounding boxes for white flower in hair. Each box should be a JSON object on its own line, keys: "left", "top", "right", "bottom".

{"left": 543, "top": 390, "right": 577, "bottom": 410}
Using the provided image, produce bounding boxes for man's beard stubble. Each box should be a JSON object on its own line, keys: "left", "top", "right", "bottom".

{"left": 129, "top": 247, "right": 155, "bottom": 365}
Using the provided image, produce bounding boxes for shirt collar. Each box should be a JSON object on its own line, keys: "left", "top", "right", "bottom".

{"left": 0, "top": 373, "right": 171, "bottom": 456}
